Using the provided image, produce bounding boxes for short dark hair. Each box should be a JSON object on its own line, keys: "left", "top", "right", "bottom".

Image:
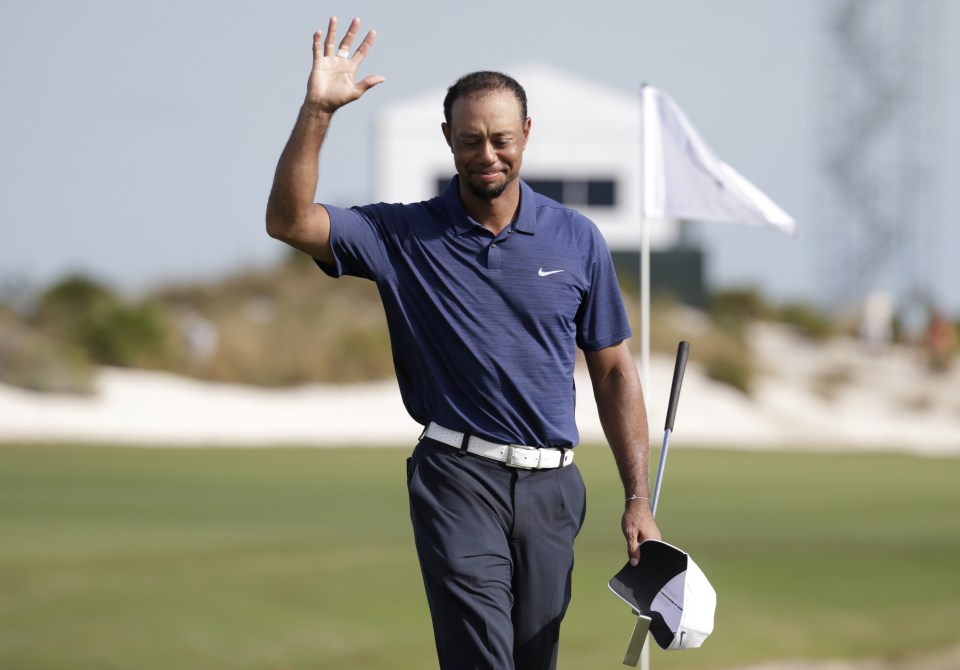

{"left": 443, "top": 71, "right": 528, "bottom": 125}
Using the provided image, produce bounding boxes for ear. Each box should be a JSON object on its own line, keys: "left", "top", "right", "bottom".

{"left": 521, "top": 117, "right": 532, "bottom": 149}
{"left": 441, "top": 122, "right": 453, "bottom": 151}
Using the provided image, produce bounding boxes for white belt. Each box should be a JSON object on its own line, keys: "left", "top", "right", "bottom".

{"left": 422, "top": 422, "right": 574, "bottom": 470}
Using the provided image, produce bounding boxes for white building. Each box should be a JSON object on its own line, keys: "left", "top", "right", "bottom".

{"left": 374, "top": 63, "right": 681, "bottom": 253}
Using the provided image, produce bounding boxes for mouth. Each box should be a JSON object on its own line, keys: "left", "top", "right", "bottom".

{"left": 473, "top": 169, "right": 505, "bottom": 183}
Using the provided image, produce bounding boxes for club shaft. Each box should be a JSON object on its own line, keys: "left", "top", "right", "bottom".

{"left": 650, "top": 341, "right": 689, "bottom": 517}
{"left": 651, "top": 428, "right": 671, "bottom": 517}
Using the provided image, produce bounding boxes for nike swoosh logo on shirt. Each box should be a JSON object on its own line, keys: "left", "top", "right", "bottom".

{"left": 538, "top": 268, "right": 564, "bottom": 277}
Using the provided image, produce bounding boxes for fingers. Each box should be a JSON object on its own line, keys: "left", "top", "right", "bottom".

{"left": 622, "top": 514, "right": 641, "bottom": 567}
{"left": 306, "top": 16, "right": 383, "bottom": 109}
{"left": 323, "top": 16, "right": 337, "bottom": 58}
{"left": 626, "top": 528, "right": 644, "bottom": 566}
{"left": 350, "top": 28, "right": 377, "bottom": 65}
{"left": 336, "top": 17, "right": 361, "bottom": 58}
{"left": 314, "top": 17, "right": 374, "bottom": 63}
{"left": 312, "top": 30, "right": 322, "bottom": 62}
{"left": 623, "top": 506, "right": 661, "bottom": 567}
{"left": 627, "top": 536, "right": 641, "bottom": 567}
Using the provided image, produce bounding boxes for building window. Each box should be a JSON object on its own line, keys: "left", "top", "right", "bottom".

{"left": 435, "top": 176, "right": 617, "bottom": 207}
{"left": 587, "top": 180, "right": 616, "bottom": 207}
{"left": 526, "top": 179, "right": 565, "bottom": 202}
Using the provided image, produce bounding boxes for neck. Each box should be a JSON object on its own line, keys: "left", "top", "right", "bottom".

{"left": 459, "top": 180, "right": 521, "bottom": 235}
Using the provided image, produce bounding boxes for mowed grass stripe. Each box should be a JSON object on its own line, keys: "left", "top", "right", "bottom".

{"left": 1, "top": 445, "right": 958, "bottom": 670}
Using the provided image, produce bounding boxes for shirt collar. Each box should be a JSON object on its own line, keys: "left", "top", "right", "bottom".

{"left": 440, "top": 176, "right": 538, "bottom": 236}
{"left": 514, "top": 179, "right": 537, "bottom": 235}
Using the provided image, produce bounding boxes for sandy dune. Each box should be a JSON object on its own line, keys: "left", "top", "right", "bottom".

{"left": 2, "top": 324, "right": 958, "bottom": 453}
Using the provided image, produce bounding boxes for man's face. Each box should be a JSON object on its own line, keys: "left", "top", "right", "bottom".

{"left": 442, "top": 90, "right": 531, "bottom": 202}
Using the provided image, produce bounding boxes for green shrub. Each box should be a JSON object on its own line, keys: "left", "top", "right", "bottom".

{"left": 36, "top": 274, "right": 118, "bottom": 336}
{"left": 775, "top": 302, "right": 834, "bottom": 340}
{"left": 703, "top": 342, "right": 753, "bottom": 395}
{"left": 80, "top": 302, "right": 172, "bottom": 367}
{"left": 0, "top": 309, "right": 95, "bottom": 393}
{"left": 36, "top": 275, "right": 174, "bottom": 369}
{"left": 708, "top": 288, "right": 769, "bottom": 336}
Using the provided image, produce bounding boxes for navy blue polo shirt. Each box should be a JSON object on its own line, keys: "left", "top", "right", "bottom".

{"left": 318, "top": 177, "right": 631, "bottom": 448}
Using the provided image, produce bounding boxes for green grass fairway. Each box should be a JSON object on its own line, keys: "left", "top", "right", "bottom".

{"left": 1, "top": 444, "right": 959, "bottom": 669}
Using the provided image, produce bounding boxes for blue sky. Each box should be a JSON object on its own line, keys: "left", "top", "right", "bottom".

{"left": 2, "top": 0, "right": 957, "bottom": 315}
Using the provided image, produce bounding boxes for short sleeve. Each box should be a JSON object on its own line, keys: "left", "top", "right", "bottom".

{"left": 575, "top": 225, "right": 632, "bottom": 351}
{"left": 316, "top": 204, "right": 393, "bottom": 281}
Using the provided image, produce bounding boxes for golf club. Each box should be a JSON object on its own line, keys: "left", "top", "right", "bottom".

{"left": 652, "top": 340, "right": 690, "bottom": 516}
{"left": 618, "top": 340, "right": 690, "bottom": 667}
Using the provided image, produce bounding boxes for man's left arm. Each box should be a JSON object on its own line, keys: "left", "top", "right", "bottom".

{"left": 584, "top": 341, "right": 662, "bottom": 566}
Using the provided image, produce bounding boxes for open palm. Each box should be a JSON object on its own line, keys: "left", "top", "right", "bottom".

{"left": 306, "top": 16, "right": 384, "bottom": 113}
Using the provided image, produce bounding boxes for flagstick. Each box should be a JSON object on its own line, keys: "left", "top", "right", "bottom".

{"left": 639, "top": 83, "right": 655, "bottom": 401}
{"left": 641, "top": 215, "right": 650, "bottom": 396}
{"left": 639, "top": 82, "right": 654, "bottom": 670}
{"left": 638, "top": 277, "right": 651, "bottom": 666}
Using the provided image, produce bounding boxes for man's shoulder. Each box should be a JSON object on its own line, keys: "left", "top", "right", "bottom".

{"left": 532, "top": 194, "right": 584, "bottom": 219}
{"left": 524, "top": 186, "right": 601, "bottom": 236}
{"left": 333, "top": 194, "right": 445, "bottom": 227}
{"left": 521, "top": 182, "right": 588, "bottom": 219}
{"left": 352, "top": 195, "right": 442, "bottom": 215}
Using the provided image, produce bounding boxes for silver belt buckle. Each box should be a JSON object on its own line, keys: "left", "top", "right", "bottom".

{"left": 505, "top": 445, "right": 540, "bottom": 469}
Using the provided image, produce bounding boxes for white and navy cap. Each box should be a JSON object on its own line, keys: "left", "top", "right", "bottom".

{"left": 608, "top": 539, "right": 716, "bottom": 650}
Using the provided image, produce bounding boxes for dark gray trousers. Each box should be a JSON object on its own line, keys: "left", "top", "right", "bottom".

{"left": 407, "top": 439, "right": 587, "bottom": 670}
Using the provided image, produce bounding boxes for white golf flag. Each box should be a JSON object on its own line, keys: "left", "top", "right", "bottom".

{"left": 641, "top": 85, "right": 796, "bottom": 236}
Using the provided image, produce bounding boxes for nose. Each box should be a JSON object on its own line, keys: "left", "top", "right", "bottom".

{"left": 478, "top": 141, "right": 497, "bottom": 164}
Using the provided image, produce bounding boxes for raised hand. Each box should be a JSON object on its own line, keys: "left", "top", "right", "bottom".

{"left": 306, "top": 16, "right": 384, "bottom": 114}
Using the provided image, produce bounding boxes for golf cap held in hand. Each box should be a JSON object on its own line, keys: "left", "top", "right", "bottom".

{"left": 608, "top": 540, "right": 716, "bottom": 650}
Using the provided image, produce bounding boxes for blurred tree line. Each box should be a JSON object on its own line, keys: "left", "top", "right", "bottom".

{"left": 0, "top": 251, "right": 393, "bottom": 393}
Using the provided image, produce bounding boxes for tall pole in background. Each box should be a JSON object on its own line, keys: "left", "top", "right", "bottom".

{"left": 638, "top": 81, "right": 654, "bottom": 670}
{"left": 819, "top": 0, "right": 942, "bottom": 317}
{"left": 639, "top": 84, "right": 659, "bottom": 399}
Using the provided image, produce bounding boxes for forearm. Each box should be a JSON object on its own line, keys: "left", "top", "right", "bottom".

{"left": 587, "top": 342, "right": 660, "bottom": 565}
{"left": 593, "top": 363, "right": 651, "bottom": 499}
{"left": 587, "top": 344, "right": 662, "bottom": 559}
{"left": 266, "top": 104, "right": 332, "bottom": 235}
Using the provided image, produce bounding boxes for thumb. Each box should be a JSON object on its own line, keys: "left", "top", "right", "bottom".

{"left": 357, "top": 75, "right": 386, "bottom": 93}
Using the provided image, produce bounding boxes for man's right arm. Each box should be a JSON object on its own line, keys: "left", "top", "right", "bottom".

{"left": 266, "top": 107, "right": 336, "bottom": 264}
{"left": 265, "top": 17, "right": 383, "bottom": 266}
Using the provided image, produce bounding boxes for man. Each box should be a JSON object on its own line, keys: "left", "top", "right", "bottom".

{"left": 266, "top": 16, "right": 661, "bottom": 670}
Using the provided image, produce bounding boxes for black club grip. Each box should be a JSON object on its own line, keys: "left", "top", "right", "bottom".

{"left": 664, "top": 341, "right": 690, "bottom": 432}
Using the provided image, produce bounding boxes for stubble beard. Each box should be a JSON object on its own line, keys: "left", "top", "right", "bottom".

{"left": 466, "top": 173, "right": 511, "bottom": 202}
